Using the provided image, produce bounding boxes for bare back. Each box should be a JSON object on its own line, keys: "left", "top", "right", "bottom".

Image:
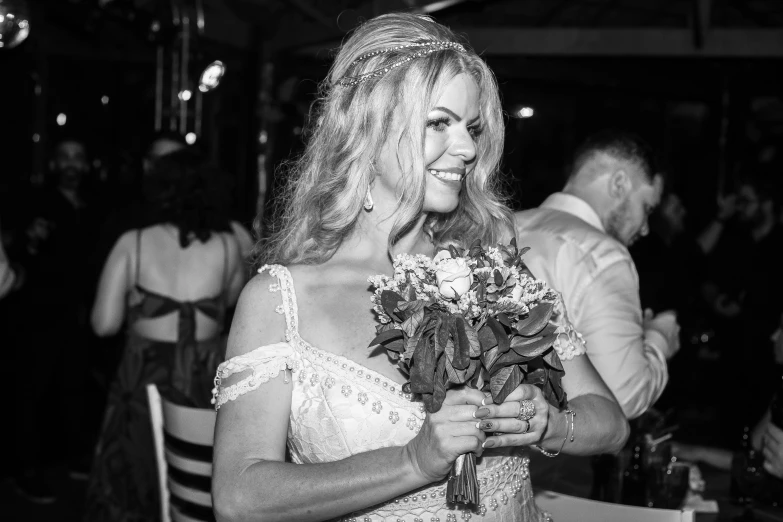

{"left": 130, "top": 225, "right": 241, "bottom": 341}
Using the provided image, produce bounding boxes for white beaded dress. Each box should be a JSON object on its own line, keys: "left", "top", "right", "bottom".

{"left": 213, "top": 265, "right": 586, "bottom": 522}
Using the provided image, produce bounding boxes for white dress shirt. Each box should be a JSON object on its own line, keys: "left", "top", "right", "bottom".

{"left": 514, "top": 192, "right": 668, "bottom": 419}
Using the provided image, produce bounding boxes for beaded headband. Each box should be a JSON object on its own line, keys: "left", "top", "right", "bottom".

{"left": 335, "top": 40, "right": 467, "bottom": 87}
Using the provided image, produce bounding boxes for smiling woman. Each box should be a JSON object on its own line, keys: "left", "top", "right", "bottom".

{"left": 211, "top": 11, "right": 627, "bottom": 522}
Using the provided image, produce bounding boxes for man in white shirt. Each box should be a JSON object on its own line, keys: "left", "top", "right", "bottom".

{"left": 515, "top": 130, "right": 680, "bottom": 420}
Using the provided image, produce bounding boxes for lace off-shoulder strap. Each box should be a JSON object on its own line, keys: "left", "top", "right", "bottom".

{"left": 212, "top": 342, "right": 298, "bottom": 409}
{"left": 260, "top": 264, "right": 299, "bottom": 339}
{"left": 211, "top": 264, "right": 301, "bottom": 410}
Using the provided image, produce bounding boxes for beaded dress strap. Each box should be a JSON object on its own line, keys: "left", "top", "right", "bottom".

{"left": 259, "top": 264, "right": 299, "bottom": 338}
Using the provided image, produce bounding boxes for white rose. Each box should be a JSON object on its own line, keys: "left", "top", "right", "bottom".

{"left": 435, "top": 256, "right": 472, "bottom": 300}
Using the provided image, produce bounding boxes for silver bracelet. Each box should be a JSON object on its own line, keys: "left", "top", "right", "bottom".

{"left": 533, "top": 409, "right": 576, "bottom": 458}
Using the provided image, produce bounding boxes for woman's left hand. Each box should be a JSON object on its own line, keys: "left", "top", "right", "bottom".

{"left": 476, "top": 384, "right": 550, "bottom": 449}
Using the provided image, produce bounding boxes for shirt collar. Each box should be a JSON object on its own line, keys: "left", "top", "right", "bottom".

{"left": 540, "top": 192, "right": 606, "bottom": 232}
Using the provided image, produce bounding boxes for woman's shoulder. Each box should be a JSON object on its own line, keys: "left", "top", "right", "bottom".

{"left": 227, "top": 268, "right": 292, "bottom": 357}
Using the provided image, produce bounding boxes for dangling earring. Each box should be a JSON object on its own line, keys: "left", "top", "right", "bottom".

{"left": 364, "top": 188, "right": 374, "bottom": 212}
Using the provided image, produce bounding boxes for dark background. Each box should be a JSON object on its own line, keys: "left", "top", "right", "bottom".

{"left": 2, "top": 0, "right": 782, "bottom": 234}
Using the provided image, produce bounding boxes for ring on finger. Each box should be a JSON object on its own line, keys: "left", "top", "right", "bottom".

{"left": 521, "top": 419, "right": 531, "bottom": 434}
{"left": 517, "top": 399, "right": 536, "bottom": 421}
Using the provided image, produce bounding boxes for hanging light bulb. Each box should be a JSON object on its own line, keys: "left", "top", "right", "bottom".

{"left": 0, "top": 0, "right": 31, "bottom": 49}
{"left": 198, "top": 60, "right": 226, "bottom": 93}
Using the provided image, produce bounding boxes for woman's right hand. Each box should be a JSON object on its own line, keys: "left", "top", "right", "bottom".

{"left": 404, "top": 387, "right": 487, "bottom": 483}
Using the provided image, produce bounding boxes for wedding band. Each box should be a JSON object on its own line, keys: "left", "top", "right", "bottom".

{"left": 517, "top": 400, "right": 536, "bottom": 421}
{"left": 522, "top": 419, "right": 531, "bottom": 434}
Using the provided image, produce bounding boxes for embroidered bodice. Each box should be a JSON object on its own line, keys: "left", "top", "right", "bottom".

{"left": 213, "top": 265, "right": 586, "bottom": 522}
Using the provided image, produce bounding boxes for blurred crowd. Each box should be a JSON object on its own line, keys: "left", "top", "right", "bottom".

{"left": 0, "top": 127, "right": 781, "bottom": 517}
{"left": 0, "top": 133, "right": 254, "bottom": 514}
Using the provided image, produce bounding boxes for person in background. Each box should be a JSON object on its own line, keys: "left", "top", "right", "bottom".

{"left": 513, "top": 131, "right": 679, "bottom": 499}
{"left": 84, "top": 148, "right": 246, "bottom": 522}
{"left": 630, "top": 187, "right": 708, "bottom": 414}
{"left": 515, "top": 130, "right": 679, "bottom": 420}
{"left": 697, "top": 174, "right": 783, "bottom": 433}
{"left": 12, "top": 138, "right": 99, "bottom": 503}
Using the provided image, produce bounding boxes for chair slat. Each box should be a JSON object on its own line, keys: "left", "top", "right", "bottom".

{"left": 166, "top": 448, "right": 213, "bottom": 476}
{"left": 169, "top": 476, "right": 213, "bottom": 507}
{"left": 162, "top": 400, "right": 217, "bottom": 445}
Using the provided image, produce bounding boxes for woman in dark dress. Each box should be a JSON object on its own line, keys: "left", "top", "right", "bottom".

{"left": 85, "top": 148, "right": 246, "bottom": 521}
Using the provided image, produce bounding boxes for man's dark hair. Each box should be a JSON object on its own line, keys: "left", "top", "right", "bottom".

{"left": 143, "top": 148, "right": 233, "bottom": 247}
{"left": 569, "top": 129, "right": 658, "bottom": 183}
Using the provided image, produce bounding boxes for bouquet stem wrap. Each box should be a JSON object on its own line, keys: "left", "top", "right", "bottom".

{"left": 447, "top": 453, "right": 479, "bottom": 505}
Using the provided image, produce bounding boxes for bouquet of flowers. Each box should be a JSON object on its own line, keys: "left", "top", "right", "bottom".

{"left": 368, "top": 239, "right": 570, "bottom": 505}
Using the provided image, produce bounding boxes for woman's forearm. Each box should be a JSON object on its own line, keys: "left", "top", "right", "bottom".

{"left": 538, "top": 393, "right": 629, "bottom": 456}
{"left": 214, "top": 445, "right": 430, "bottom": 522}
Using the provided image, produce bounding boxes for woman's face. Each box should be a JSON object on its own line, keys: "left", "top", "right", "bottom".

{"left": 375, "top": 72, "right": 481, "bottom": 214}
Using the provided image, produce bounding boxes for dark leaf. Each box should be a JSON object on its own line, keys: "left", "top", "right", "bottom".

{"left": 381, "top": 290, "right": 405, "bottom": 321}
{"left": 452, "top": 315, "right": 471, "bottom": 369}
{"left": 369, "top": 328, "right": 404, "bottom": 349}
{"left": 490, "top": 349, "right": 532, "bottom": 374}
{"left": 410, "top": 335, "right": 436, "bottom": 394}
{"left": 518, "top": 246, "right": 530, "bottom": 257}
{"left": 449, "top": 244, "right": 460, "bottom": 259}
{"left": 510, "top": 334, "right": 555, "bottom": 359}
{"left": 481, "top": 345, "right": 502, "bottom": 372}
{"left": 487, "top": 316, "right": 510, "bottom": 354}
{"left": 516, "top": 302, "right": 554, "bottom": 337}
{"left": 478, "top": 324, "right": 498, "bottom": 352}
{"left": 525, "top": 368, "right": 547, "bottom": 388}
{"left": 408, "top": 284, "right": 417, "bottom": 302}
{"left": 490, "top": 365, "right": 524, "bottom": 404}
{"left": 494, "top": 270, "right": 504, "bottom": 286}
{"left": 543, "top": 349, "right": 564, "bottom": 371}
{"left": 463, "top": 320, "right": 481, "bottom": 358}
{"left": 400, "top": 305, "right": 426, "bottom": 338}
{"left": 510, "top": 237, "right": 517, "bottom": 250}
{"left": 497, "top": 313, "right": 511, "bottom": 328}
{"left": 429, "top": 356, "right": 449, "bottom": 412}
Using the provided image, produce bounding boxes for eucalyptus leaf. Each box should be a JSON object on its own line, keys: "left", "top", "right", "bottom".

{"left": 494, "top": 270, "right": 504, "bottom": 286}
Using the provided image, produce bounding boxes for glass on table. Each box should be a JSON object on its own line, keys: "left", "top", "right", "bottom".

{"left": 645, "top": 461, "right": 691, "bottom": 509}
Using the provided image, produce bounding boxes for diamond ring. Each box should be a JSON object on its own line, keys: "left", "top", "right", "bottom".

{"left": 517, "top": 399, "right": 536, "bottom": 421}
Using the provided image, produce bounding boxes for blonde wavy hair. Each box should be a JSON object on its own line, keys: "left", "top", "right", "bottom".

{"left": 255, "top": 12, "right": 512, "bottom": 267}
